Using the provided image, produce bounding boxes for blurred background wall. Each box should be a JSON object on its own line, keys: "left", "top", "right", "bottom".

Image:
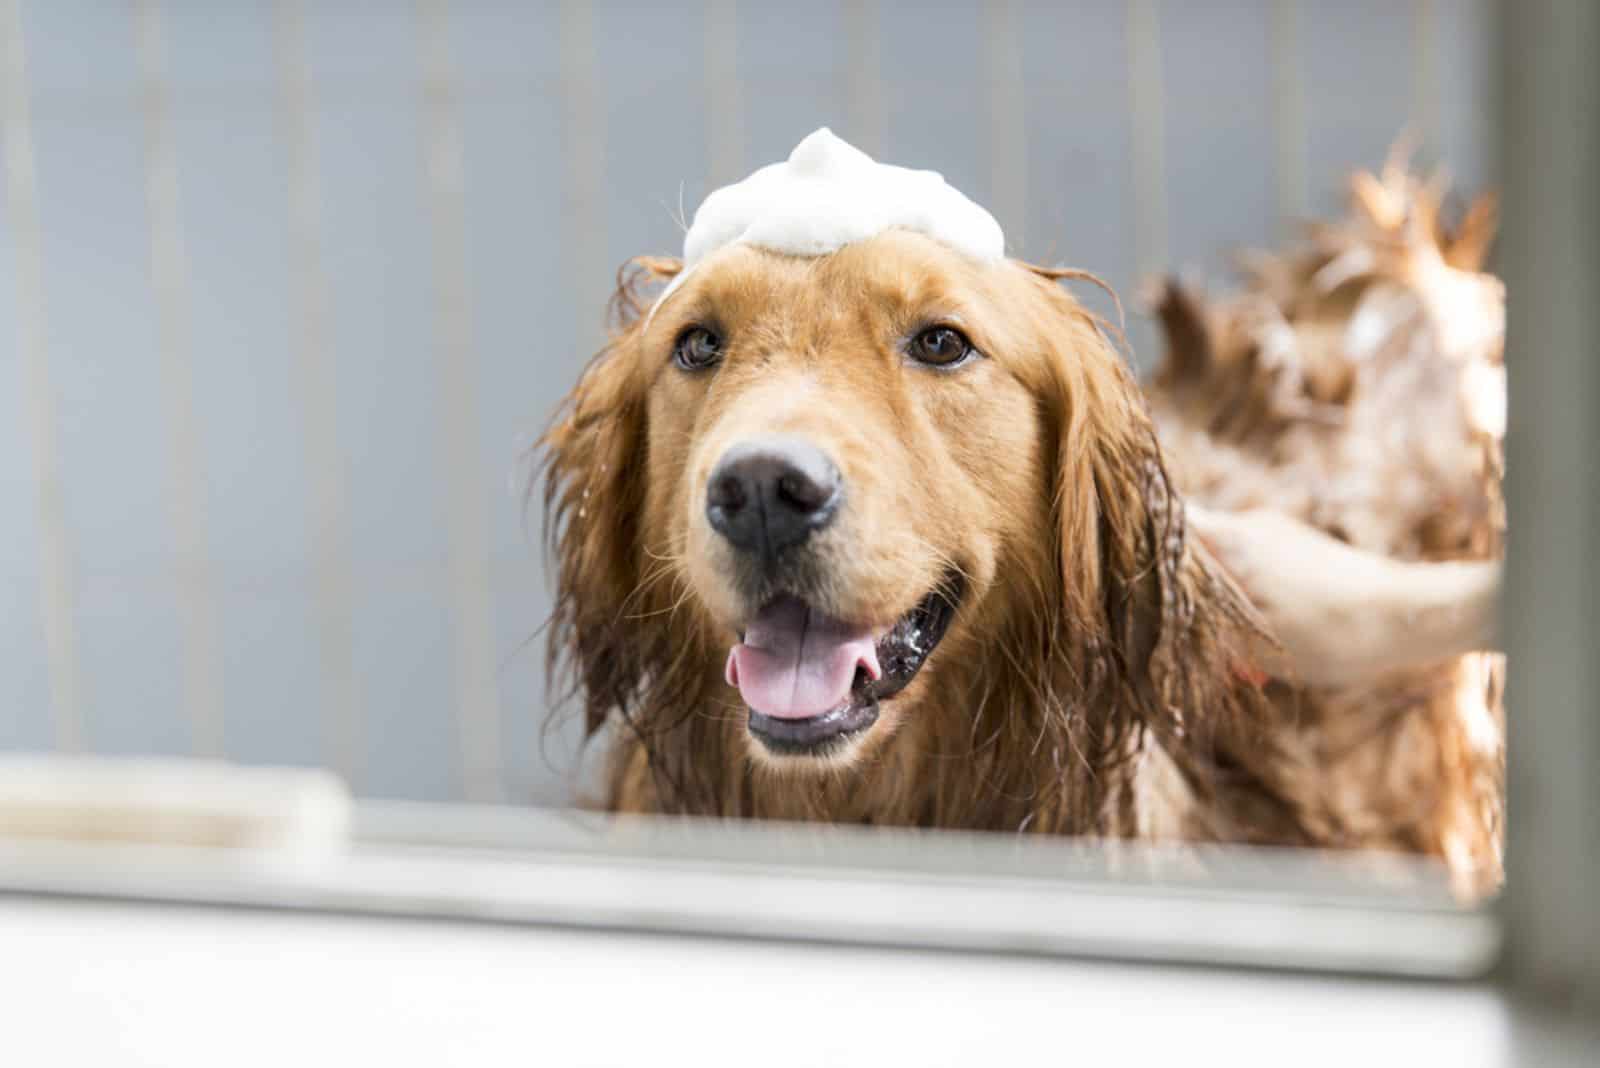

{"left": 0, "top": 1, "right": 1494, "bottom": 805}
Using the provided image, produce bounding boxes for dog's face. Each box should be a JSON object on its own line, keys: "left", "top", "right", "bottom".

{"left": 629, "top": 231, "right": 1076, "bottom": 767}
{"left": 545, "top": 226, "right": 1181, "bottom": 805}
{"left": 547, "top": 206, "right": 1286, "bottom": 825}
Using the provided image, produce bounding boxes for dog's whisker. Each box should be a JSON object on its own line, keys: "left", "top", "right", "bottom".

{"left": 617, "top": 559, "right": 687, "bottom": 620}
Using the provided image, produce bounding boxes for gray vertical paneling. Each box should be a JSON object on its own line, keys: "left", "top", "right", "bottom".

{"left": 878, "top": 1, "right": 987, "bottom": 219}
{"left": 133, "top": 0, "right": 226, "bottom": 758}
{"left": 1269, "top": 0, "right": 1307, "bottom": 235}
{"left": 1299, "top": 0, "right": 1416, "bottom": 214}
{"left": 1500, "top": 0, "right": 1600, "bottom": 1015}
{"left": 418, "top": 0, "right": 506, "bottom": 802}
{"left": 1411, "top": 0, "right": 1437, "bottom": 153}
{"left": 738, "top": 1, "right": 847, "bottom": 168}
{"left": 1124, "top": 0, "right": 1167, "bottom": 366}
{"left": 447, "top": 2, "right": 574, "bottom": 803}
{"left": 559, "top": 0, "right": 605, "bottom": 361}
{"left": 591, "top": 4, "right": 711, "bottom": 286}
{"left": 1433, "top": 0, "right": 1494, "bottom": 192}
{"left": 269, "top": 0, "right": 363, "bottom": 779}
{"left": 21, "top": 1, "right": 191, "bottom": 757}
{"left": 0, "top": 0, "right": 68, "bottom": 751}
{"left": 302, "top": 7, "right": 458, "bottom": 800}
{"left": 163, "top": 3, "right": 312, "bottom": 768}
{"left": 704, "top": 0, "right": 744, "bottom": 188}
{"left": 841, "top": 0, "right": 882, "bottom": 158}
{"left": 1126, "top": 0, "right": 1168, "bottom": 285}
{"left": 1014, "top": 1, "right": 1138, "bottom": 355}
{"left": 984, "top": 0, "right": 1026, "bottom": 246}
{"left": 1158, "top": 0, "right": 1276, "bottom": 282}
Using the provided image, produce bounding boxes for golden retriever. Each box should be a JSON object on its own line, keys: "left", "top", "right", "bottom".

{"left": 540, "top": 165, "right": 1503, "bottom": 893}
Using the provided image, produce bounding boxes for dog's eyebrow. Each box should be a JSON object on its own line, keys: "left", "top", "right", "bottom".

{"left": 870, "top": 278, "right": 982, "bottom": 331}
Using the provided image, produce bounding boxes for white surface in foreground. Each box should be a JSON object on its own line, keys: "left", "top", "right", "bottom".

{"left": 0, "top": 754, "right": 349, "bottom": 850}
{"left": 2, "top": 897, "right": 1510, "bottom": 1068}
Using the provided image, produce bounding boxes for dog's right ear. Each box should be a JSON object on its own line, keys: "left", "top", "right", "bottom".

{"left": 605, "top": 255, "right": 684, "bottom": 330}
{"left": 539, "top": 255, "right": 681, "bottom": 736}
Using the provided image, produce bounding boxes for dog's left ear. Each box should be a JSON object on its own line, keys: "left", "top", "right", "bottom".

{"left": 539, "top": 255, "right": 682, "bottom": 736}
{"left": 1025, "top": 265, "right": 1271, "bottom": 693}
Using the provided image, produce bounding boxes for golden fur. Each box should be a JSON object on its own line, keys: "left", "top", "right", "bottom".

{"left": 539, "top": 163, "right": 1504, "bottom": 894}
{"left": 1148, "top": 160, "right": 1506, "bottom": 894}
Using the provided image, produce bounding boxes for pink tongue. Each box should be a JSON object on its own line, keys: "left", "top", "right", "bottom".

{"left": 725, "top": 598, "right": 882, "bottom": 720}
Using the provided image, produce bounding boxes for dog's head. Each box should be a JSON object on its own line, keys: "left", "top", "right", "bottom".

{"left": 542, "top": 227, "right": 1252, "bottom": 811}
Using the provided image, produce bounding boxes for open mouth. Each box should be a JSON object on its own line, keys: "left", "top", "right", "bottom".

{"left": 726, "top": 575, "right": 964, "bottom": 757}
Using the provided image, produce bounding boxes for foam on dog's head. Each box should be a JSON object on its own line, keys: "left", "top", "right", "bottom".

{"left": 653, "top": 128, "right": 1004, "bottom": 312}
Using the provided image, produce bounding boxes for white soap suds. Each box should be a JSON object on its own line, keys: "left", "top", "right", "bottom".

{"left": 654, "top": 128, "right": 1004, "bottom": 310}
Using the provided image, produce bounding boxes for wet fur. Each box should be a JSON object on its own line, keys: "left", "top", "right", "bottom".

{"left": 1146, "top": 160, "right": 1506, "bottom": 894}
{"left": 542, "top": 234, "right": 1320, "bottom": 843}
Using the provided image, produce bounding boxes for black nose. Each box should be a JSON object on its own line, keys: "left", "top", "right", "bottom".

{"left": 706, "top": 436, "right": 842, "bottom": 560}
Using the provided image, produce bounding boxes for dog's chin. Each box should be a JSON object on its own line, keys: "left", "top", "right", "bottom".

{"left": 740, "top": 575, "right": 963, "bottom": 768}
{"left": 745, "top": 681, "right": 883, "bottom": 767}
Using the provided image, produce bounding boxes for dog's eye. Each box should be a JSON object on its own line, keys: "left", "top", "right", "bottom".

{"left": 673, "top": 326, "right": 724, "bottom": 371}
{"left": 907, "top": 326, "right": 976, "bottom": 368}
